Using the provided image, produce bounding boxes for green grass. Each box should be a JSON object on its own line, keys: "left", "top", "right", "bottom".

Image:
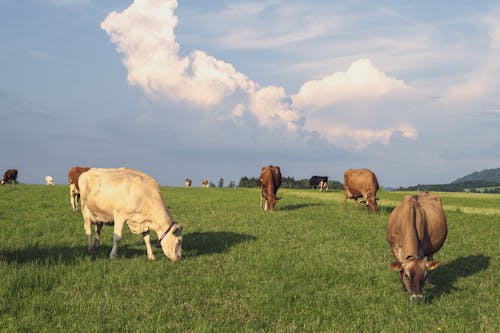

{"left": 0, "top": 185, "right": 498, "bottom": 332}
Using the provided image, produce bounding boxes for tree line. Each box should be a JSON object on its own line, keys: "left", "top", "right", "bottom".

{"left": 238, "top": 176, "right": 344, "bottom": 190}
{"left": 396, "top": 180, "right": 500, "bottom": 193}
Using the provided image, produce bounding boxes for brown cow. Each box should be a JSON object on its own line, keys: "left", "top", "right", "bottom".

{"left": 387, "top": 192, "right": 447, "bottom": 300}
{"left": 343, "top": 168, "right": 379, "bottom": 212}
{"left": 259, "top": 165, "right": 282, "bottom": 211}
{"left": 1, "top": 169, "right": 18, "bottom": 185}
{"left": 68, "top": 166, "right": 91, "bottom": 212}
{"left": 184, "top": 178, "right": 192, "bottom": 188}
{"left": 202, "top": 178, "right": 209, "bottom": 188}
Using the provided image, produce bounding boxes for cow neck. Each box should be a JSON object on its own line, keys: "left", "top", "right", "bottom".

{"left": 158, "top": 221, "right": 177, "bottom": 244}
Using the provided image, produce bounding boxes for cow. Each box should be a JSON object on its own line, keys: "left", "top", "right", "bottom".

{"left": 387, "top": 192, "right": 448, "bottom": 300}
{"left": 184, "top": 178, "right": 192, "bottom": 188}
{"left": 309, "top": 176, "right": 328, "bottom": 190}
{"left": 259, "top": 165, "right": 282, "bottom": 211}
{"left": 1, "top": 169, "right": 18, "bottom": 185}
{"left": 343, "top": 168, "right": 380, "bottom": 213}
{"left": 319, "top": 179, "right": 329, "bottom": 192}
{"left": 45, "top": 176, "right": 56, "bottom": 186}
{"left": 68, "top": 166, "right": 91, "bottom": 212}
{"left": 202, "top": 178, "right": 209, "bottom": 188}
{"left": 78, "top": 167, "right": 183, "bottom": 261}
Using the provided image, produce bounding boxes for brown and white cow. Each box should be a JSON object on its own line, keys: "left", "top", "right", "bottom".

{"left": 387, "top": 192, "right": 447, "bottom": 300}
{"left": 202, "top": 178, "right": 209, "bottom": 188}
{"left": 68, "top": 166, "right": 91, "bottom": 212}
{"left": 259, "top": 165, "right": 282, "bottom": 211}
{"left": 319, "top": 179, "right": 329, "bottom": 192}
{"left": 184, "top": 178, "right": 192, "bottom": 188}
{"left": 78, "top": 168, "right": 183, "bottom": 261}
{"left": 343, "top": 168, "right": 380, "bottom": 213}
{"left": 1, "top": 169, "right": 18, "bottom": 185}
{"left": 45, "top": 176, "right": 56, "bottom": 186}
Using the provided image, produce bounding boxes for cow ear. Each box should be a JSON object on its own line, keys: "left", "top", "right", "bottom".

{"left": 172, "top": 223, "right": 183, "bottom": 234}
{"left": 425, "top": 261, "right": 440, "bottom": 271}
{"left": 375, "top": 197, "right": 380, "bottom": 201}
{"left": 360, "top": 200, "right": 366, "bottom": 204}
{"left": 276, "top": 196, "right": 282, "bottom": 201}
{"left": 389, "top": 262, "right": 402, "bottom": 271}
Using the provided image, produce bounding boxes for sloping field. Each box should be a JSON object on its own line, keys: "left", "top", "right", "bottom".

{"left": 0, "top": 185, "right": 498, "bottom": 332}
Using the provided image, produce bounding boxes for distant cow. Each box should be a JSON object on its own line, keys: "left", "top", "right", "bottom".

{"left": 259, "top": 165, "right": 282, "bottom": 211}
{"left": 1, "top": 169, "right": 18, "bottom": 185}
{"left": 45, "top": 176, "right": 55, "bottom": 186}
{"left": 202, "top": 178, "right": 209, "bottom": 188}
{"left": 309, "top": 176, "right": 328, "bottom": 190}
{"left": 184, "top": 178, "right": 192, "bottom": 188}
{"left": 68, "top": 166, "right": 91, "bottom": 212}
{"left": 319, "top": 179, "right": 329, "bottom": 192}
{"left": 343, "top": 168, "right": 380, "bottom": 213}
{"left": 79, "top": 168, "right": 183, "bottom": 261}
{"left": 387, "top": 192, "right": 447, "bottom": 300}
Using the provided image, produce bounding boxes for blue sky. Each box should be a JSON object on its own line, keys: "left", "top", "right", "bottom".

{"left": 1, "top": 0, "right": 499, "bottom": 187}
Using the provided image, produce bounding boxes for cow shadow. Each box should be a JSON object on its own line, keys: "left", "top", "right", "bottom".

{"left": 182, "top": 231, "right": 256, "bottom": 258}
{"left": 279, "top": 202, "right": 325, "bottom": 211}
{"left": 0, "top": 245, "right": 147, "bottom": 264}
{"left": 427, "top": 255, "right": 490, "bottom": 301}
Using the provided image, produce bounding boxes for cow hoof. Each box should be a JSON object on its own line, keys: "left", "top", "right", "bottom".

{"left": 147, "top": 255, "right": 157, "bottom": 260}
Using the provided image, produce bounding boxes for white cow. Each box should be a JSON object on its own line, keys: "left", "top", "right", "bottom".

{"left": 78, "top": 168, "right": 183, "bottom": 261}
{"left": 45, "top": 176, "right": 55, "bottom": 186}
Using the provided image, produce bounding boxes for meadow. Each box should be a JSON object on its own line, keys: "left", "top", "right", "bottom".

{"left": 0, "top": 185, "right": 498, "bottom": 332}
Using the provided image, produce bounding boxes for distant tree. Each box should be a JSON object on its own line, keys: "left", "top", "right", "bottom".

{"left": 218, "top": 178, "right": 224, "bottom": 188}
{"left": 228, "top": 180, "right": 235, "bottom": 188}
{"left": 238, "top": 176, "right": 260, "bottom": 188}
{"left": 209, "top": 182, "right": 216, "bottom": 188}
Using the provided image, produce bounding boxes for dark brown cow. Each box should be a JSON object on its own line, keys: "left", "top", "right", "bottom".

{"left": 259, "top": 165, "right": 282, "bottom": 211}
{"left": 387, "top": 192, "right": 447, "bottom": 300}
{"left": 1, "top": 169, "right": 18, "bottom": 185}
{"left": 343, "top": 168, "right": 379, "bottom": 212}
{"left": 68, "top": 166, "right": 91, "bottom": 212}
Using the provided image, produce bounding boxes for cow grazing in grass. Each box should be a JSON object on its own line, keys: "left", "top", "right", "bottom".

{"left": 1, "top": 169, "right": 18, "bottom": 185}
{"left": 79, "top": 168, "right": 183, "bottom": 261}
{"left": 202, "top": 178, "right": 209, "bottom": 188}
{"left": 259, "top": 165, "right": 282, "bottom": 211}
{"left": 309, "top": 176, "right": 328, "bottom": 190}
{"left": 343, "top": 168, "right": 380, "bottom": 213}
{"left": 387, "top": 192, "right": 447, "bottom": 300}
{"left": 68, "top": 166, "right": 91, "bottom": 212}
{"left": 184, "top": 178, "right": 192, "bottom": 188}
{"left": 45, "top": 176, "right": 55, "bottom": 186}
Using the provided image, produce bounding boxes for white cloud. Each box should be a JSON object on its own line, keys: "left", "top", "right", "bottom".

{"left": 102, "top": 1, "right": 417, "bottom": 150}
{"left": 292, "top": 59, "right": 409, "bottom": 110}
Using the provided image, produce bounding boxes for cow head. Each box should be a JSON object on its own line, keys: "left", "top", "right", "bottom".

{"left": 361, "top": 195, "right": 379, "bottom": 213}
{"left": 390, "top": 257, "right": 440, "bottom": 300}
{"left": 263, "top": 193, "right": 281, "bottom": 211}
{"left": 159, "top": 222, "right": 183, "bottom": 262}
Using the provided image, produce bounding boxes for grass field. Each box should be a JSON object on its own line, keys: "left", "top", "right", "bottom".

{"left": 0, "top": 185, "right": 498, "bottom": 332}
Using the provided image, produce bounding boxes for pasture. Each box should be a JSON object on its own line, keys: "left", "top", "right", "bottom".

{"left": 0, "top": 185, "right": 498, "bottom": 332}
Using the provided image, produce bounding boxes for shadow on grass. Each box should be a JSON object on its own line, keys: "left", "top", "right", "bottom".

{"left": 279, "top": 202, "right": 325, "bottom": 211}
{"left": 183, "top": 231, "right": 256, "bottom": 257}
{"left": 428, "top": 254, "right": 490, "bottom": 301}
{"left": 0, "top": 245, "right": 147, "bottom": 264}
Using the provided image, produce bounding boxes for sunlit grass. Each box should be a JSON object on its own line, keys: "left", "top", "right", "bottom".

{"left": 0, "top": 185, "right": 498, "bottom": 332}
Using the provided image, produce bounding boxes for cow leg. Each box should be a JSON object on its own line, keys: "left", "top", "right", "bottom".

{"left": 143, "top": 231, "right": 156, "bottom": 260}
{"left": 110, "top": 219, "right": 125, "bottom": 259}
{"left": 83, "top": 219, "right": 93, "bottom": 254}
{"left": 93, "top": 223, "right": 103, "bottom": 249}
{"left": 354, "top": 198, "right": 360, "bottom": 210}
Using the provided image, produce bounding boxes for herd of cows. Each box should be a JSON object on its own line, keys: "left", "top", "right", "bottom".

{"left": 2, "top": 165, "right": 447, "bottom": 300}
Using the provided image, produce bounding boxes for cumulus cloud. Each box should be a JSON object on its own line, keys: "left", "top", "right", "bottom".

{"left": 292, "top": 59, "right": 409, "bottom": 110}
{"left": 102, "top": 0, "right": 416, "bottom": 150}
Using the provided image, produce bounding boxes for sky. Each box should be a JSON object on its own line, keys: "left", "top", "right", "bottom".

{"left": 1, "top": 0, "right": 499, "bottom": 187}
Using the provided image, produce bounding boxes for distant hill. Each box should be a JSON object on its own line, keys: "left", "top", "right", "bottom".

{"left": 452, "top": 167, "right": 500, "bottom": 184}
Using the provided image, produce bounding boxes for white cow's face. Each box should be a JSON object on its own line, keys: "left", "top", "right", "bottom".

{"left": 161, "top": 223, "right": 183, "bottom": 262}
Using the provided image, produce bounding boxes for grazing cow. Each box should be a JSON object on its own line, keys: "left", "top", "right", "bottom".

{"left": 1, "top": 169, "right": 18, "bottom": 185}
{"left": 184, "top": 178, "right": 192, "bottom": 188}
{"left": 343, "top": 168, "right": 380, "bottom": 213}
{"left": 45, "top": 176, "right": 56, "bottom": 186}
{"left": 79, "top": 168, "right": 183, "bottom": 261}
{"left": 68, "top": 166, "right": 91, "bottom": 212}
{"left": 387, "top": 192, "right": 447, "bottom": 300}
{"left": 202, "top": 178, "right": 209, "bottom": 188}
{"left": 309, "top": 176, "right": 328, "bottom": 190}
{"left": 319, "top": 179, "right": 329, "bottom": 192}
{"left": 259, "top": 165, "right": 282, "bottom": 211}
